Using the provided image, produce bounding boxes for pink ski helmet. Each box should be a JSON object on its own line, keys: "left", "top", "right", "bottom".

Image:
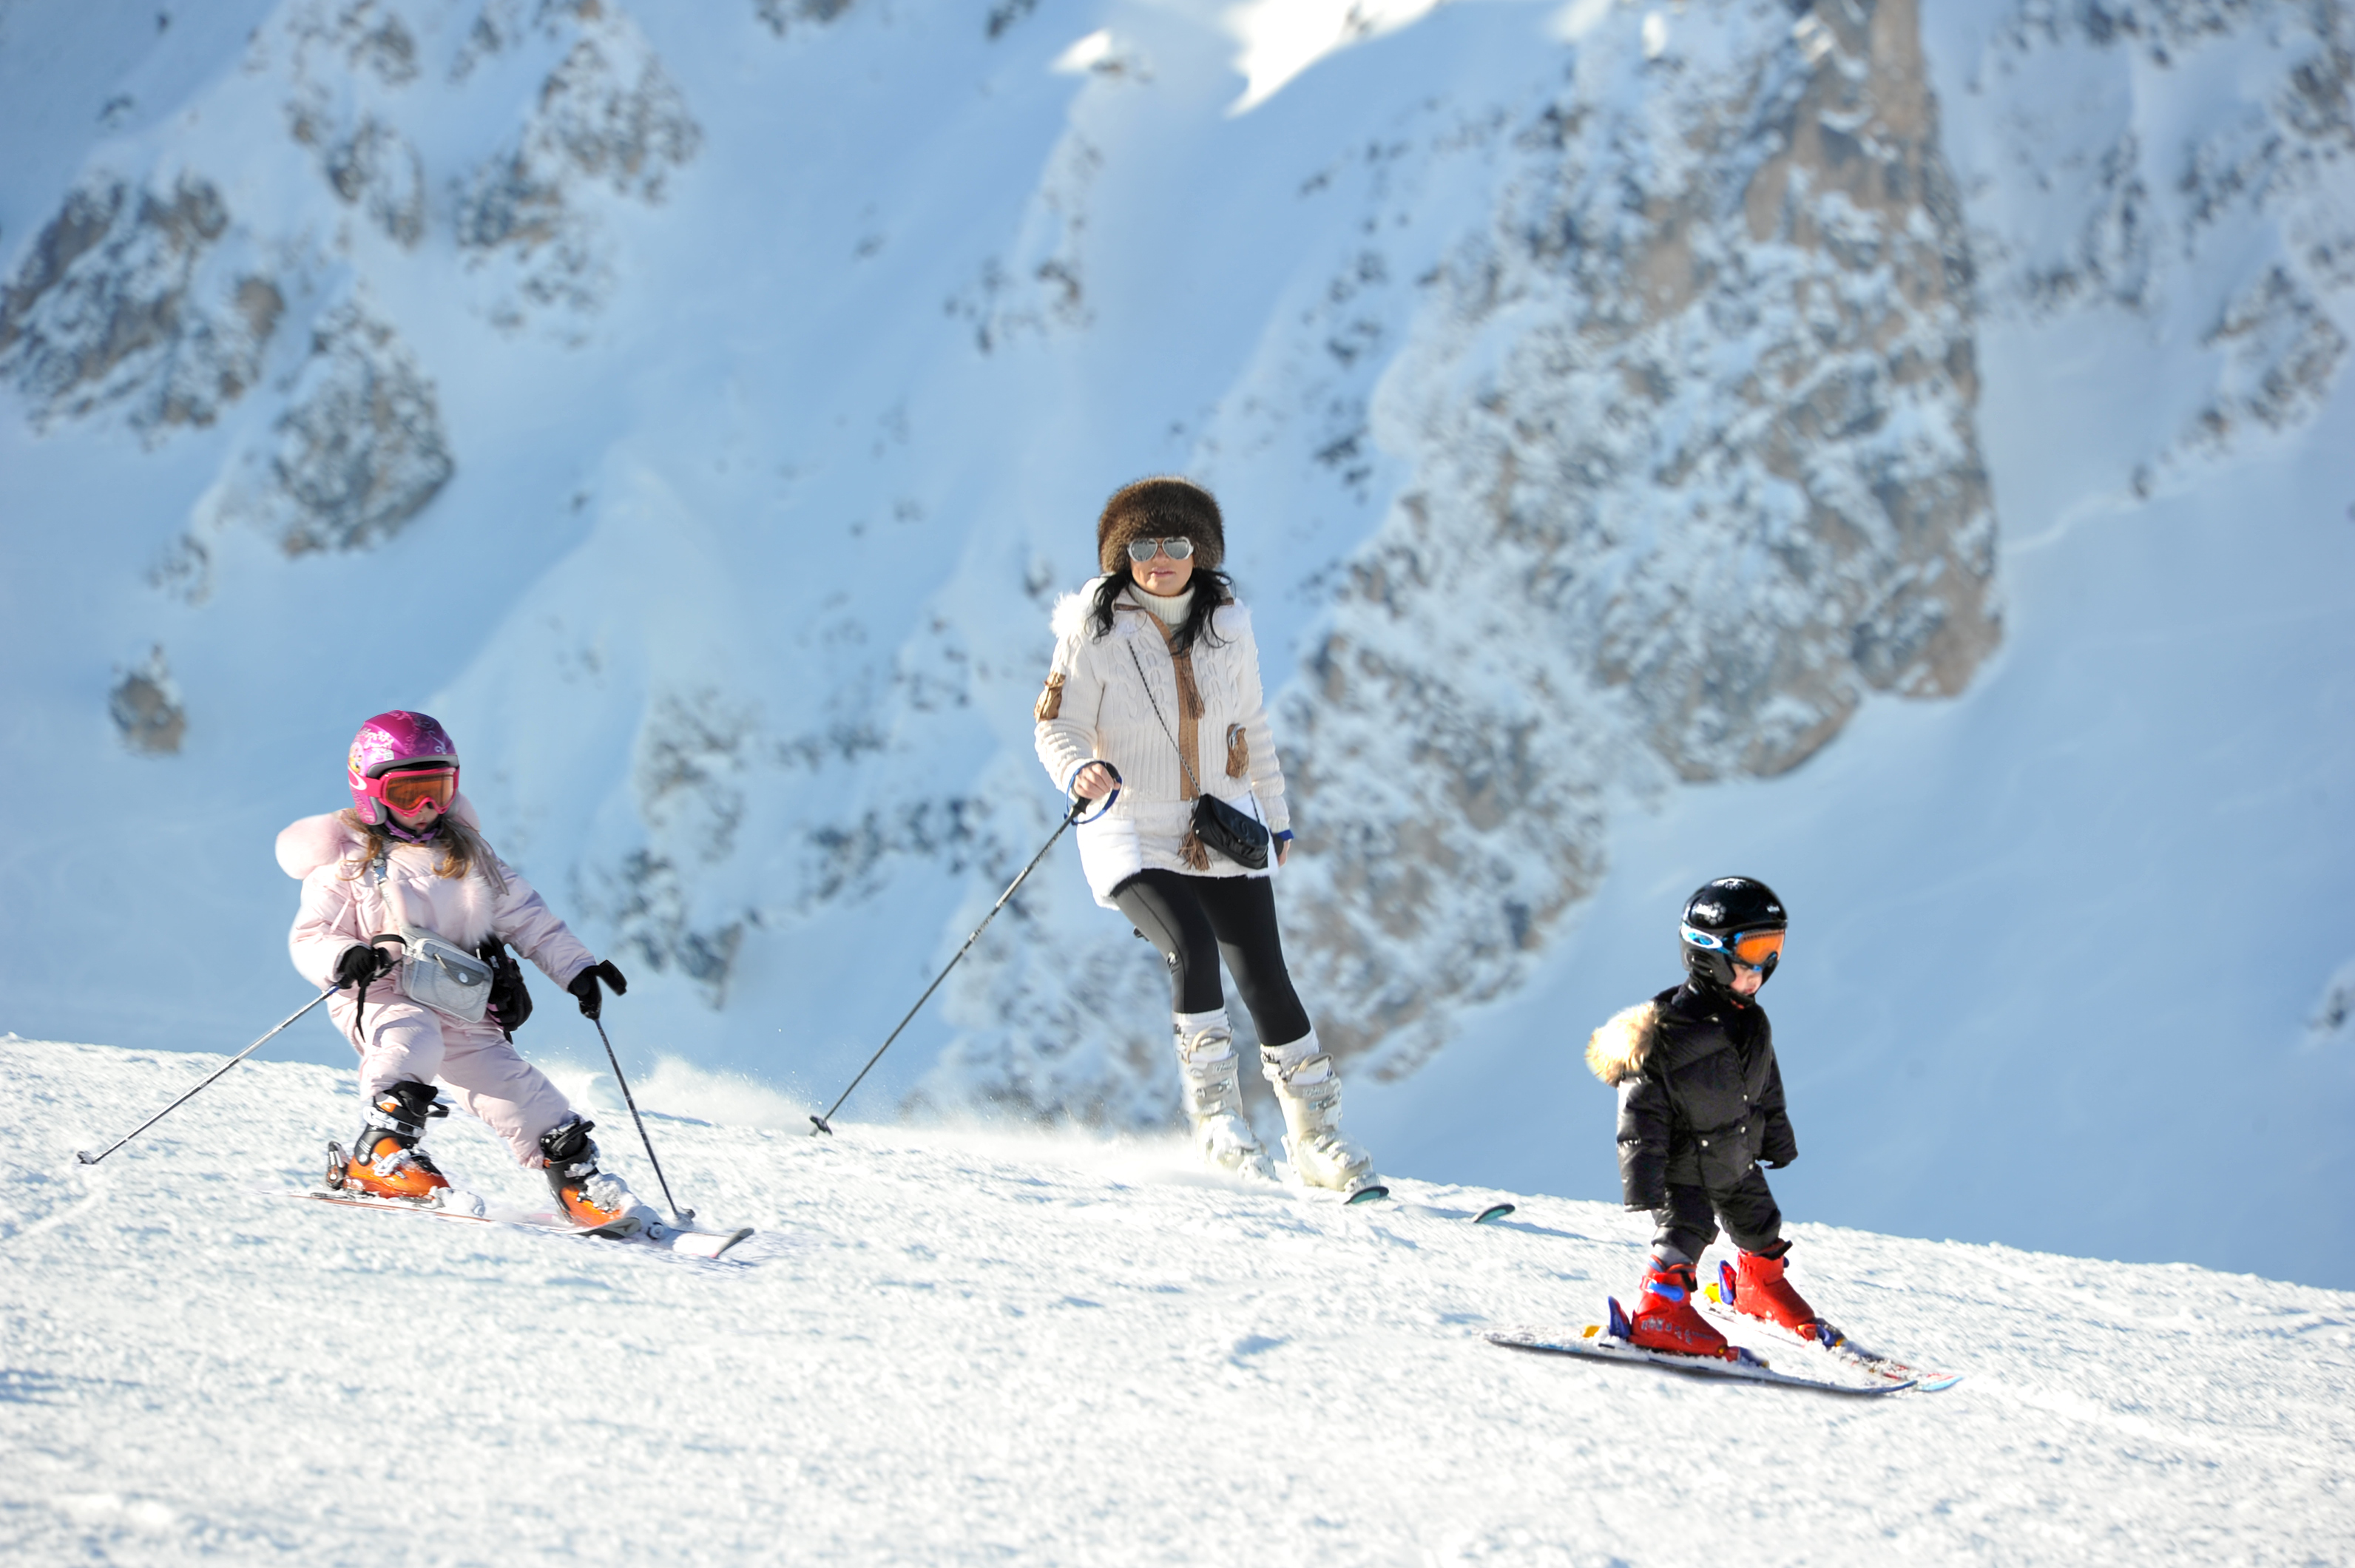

{"left": 348, "top": 711, "right": 461, "bottom": 825}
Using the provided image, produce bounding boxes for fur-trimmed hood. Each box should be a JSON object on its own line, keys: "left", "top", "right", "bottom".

{"left": 274, "top": 794, "right": 484, "bottom": 880}
{"left": 277, "top": 794, "right": 504, "bottom": 952}
{"left": 1050, "top": 584, "right": 1100, "bottom": 645}
{"left": 1586, "top": 1000, "right": 1660, "bottom": 1086}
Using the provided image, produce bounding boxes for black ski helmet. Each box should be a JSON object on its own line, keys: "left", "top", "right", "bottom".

{"left": 1680, "top": 876, "right": 1788, "bottom": 993}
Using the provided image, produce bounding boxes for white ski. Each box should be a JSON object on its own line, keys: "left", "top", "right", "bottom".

{"left": 280, "top": 1186, "right": 754, "bottom": 1260}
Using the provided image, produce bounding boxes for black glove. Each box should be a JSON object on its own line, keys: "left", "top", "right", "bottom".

{"left": 333, "top": 943, "right": 392, "bottom": 990}
{"left": 567, "top": 959, "right": 629, "bottom": 1020}
{"left": 479, "top": 939, "right": 533, "bottom": 1040}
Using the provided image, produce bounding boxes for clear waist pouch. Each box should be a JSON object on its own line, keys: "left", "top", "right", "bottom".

{"left": 393, "top": 925, "right": 494, "bottom": 1023}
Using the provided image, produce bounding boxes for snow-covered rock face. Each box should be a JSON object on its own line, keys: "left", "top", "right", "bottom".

{"left": 180, "top": 301, "right": 457, "bottom": 571}
{"left": 1271, "top": 0, "right": 2001, "bottom": 1071}
{"left": 1954, "top": 0, "right": 2354, "bottom": 495}
{"left": 0, "top": 175, "right": 283, "bottom": 436}
{"left": 447, "top": 1, "right": 703, "bottom": 327}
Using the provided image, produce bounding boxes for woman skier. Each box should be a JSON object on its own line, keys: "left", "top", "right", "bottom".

{"left": 1033, "top": 477, "right": 1376, "bottom": 1194}
{"left": 1584, "top": 876, "right": 1822, "bottom": 1356}
{"left": 279, "top": 710, "right": 641, "bottom": 1227}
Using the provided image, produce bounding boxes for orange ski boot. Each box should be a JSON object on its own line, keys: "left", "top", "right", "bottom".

{"left": 1726, "top": 1242, "right": 1823, "bottom": 1340}
{"left": 1626, "top": 1257, "right": 1730, "bottom": 1358}
{"left": 539, "top": 1118, "right": 642, "bottom": 1230}
{"left": 340, "top": 1081, "right": 453, "bottom": 1201}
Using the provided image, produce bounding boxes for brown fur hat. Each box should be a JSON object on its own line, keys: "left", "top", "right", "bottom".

{"left": 1097, "top": 477, "right": 1226, "bottom": 576}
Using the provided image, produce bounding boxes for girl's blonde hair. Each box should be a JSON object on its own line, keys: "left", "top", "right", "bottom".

{"left": 337, "top": 809, "right": 509, "bottom": 896}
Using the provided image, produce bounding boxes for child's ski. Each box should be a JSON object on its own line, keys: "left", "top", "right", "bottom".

{"left": 1304, "top": 1183, "right": 1515, "bottom": 1223}
{"left": 1487, "top": 1299, "right": 1918, "bottom": 1396}
{"left": 281, "top": 1186, "right": 754, "bottom": 1260}
{"left": 1365, "top": 1197, "right": 1517, "bottom": 1224}
{"left": 1704, "top": 1268, "right": 1962, "bottom": 1391}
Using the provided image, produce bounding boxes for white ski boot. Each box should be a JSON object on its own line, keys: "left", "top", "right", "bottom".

{"left": 1174, "top": 1010, "right": 1274, "bottom": 1178}
{"left": 1260, "top": 1031, "right": 1378, "bottom": 1194}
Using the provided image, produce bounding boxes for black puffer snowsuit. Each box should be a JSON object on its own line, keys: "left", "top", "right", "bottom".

{"left": 1587, "top": 981, "right": 1797, "bottom": 1257}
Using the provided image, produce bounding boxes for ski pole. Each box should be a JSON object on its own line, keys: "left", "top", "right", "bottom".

{"left": 589, "top": 1015, "right": 692, "bottom": 1224}
{"left": 74, "top": 986, "right": 340, "bottom": 1166}
{"left": 811, "top": 789, "right": 1092, "bottom": 1135}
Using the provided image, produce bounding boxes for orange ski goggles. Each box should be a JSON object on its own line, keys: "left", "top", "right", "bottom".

{"left": 380, "top": 767, "right": 458, "bottom": 815}
{"left": 1681, "top": 925, "right": 1785, "bottom": 969}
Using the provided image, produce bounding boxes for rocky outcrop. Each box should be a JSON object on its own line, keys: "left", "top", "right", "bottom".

{"left": 920, "top": 0, "right": 2007, "bottom": 1117}
{"left": 1962, "top": 0, "right": 2354, "bottom": 490}
{"left": 108, "top": 648, "right": 186, "bottom": 756}
{"left": 0, "top": 176, "right": 283, "bottom": 438}
{"left": 323, "top": 118, "right": 428, "bottom": 248}
{"left": 263, "top": 304, "right": 454, "bottom": 555}
{"left": 162, "top": 299, "right": 453, "bottom": 585}
{"left": 587, "top": 690, "right": 760, "bottom": 1006}
{"left": 1271, "top": 0, "right": 2000, "bottom": 1073}
{"left": 456, "top": 4, "right": 702, "bottom": 322}
{"left": 756, "top": 0, "right": 856, "bottom": 36}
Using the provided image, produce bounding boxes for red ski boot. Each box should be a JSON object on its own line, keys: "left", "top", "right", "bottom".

{"left": 1626, "top": 1258, "right": 1730, "bottom": 1358}
{"left": 1723, "top": 1244, "right": 1823, "bottom": 1340}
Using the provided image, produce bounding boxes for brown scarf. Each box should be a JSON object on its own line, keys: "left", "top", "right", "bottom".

{"left": 1149, "top": 621, "right": 1212, "bottom": 869}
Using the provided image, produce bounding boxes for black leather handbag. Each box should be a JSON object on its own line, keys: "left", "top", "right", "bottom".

{"left": 1190, "top": 788, "right": 1271, "bottom": 871}
{"left": 1128, "top": 644, "right": 1271, "bottom": 871}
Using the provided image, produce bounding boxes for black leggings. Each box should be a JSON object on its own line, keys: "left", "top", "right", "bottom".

{"left": 1109, "top": 869, "right": 1313, "bottom": 1048}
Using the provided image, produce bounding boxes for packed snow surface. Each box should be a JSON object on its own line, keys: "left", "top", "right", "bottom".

{"left": 7, "top": 1038, "right": 2353, "bottom": 1564}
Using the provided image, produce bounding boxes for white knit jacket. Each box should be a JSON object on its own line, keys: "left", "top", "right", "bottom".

{"left": 1033, "top": 579, "right": 1291, "bottom": 906}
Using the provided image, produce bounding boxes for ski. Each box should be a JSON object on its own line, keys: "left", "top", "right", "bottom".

{"left": 1704, "top": 1269, "right": 1962, "bottom": 1391}
{"left": 1487, "top": 1300, "right": 1918, "bottom": 1395}
{"left": 1360, "top": 1195, "right": 1516, "bottom": 1224}
{"left": 1255, "top": 1174, "right": 1510, "bottom": 1223}
{"left": 282, "top": 1186, "right": 754, "bottom": 1260}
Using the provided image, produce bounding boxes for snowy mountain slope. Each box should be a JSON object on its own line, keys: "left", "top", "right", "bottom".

{"left": 7, "top": 1038, "right": 2354, "bottom": 1564}
{"left": 1340, "top": 0, "right": 2355, "bottom": 1286}
{"left": 0, "top": 0, "right": 2350, "bottom": 1291}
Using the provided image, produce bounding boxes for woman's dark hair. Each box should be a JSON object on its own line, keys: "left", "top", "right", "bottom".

{"left": 1087, "top": 566, "right": 1234, "bottom": 652}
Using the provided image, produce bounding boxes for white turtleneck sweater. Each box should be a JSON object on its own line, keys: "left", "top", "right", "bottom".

{"left": 1131, "top": 584, "right": 1194, "bottom": 626}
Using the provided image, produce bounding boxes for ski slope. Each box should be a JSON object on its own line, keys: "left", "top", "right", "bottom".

{"left": 7, "top": 1037, "right": 2351, "bottom": 1564}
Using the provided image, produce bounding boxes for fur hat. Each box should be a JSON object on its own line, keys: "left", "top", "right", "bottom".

{"left": 1096, "top": 477, "right": 1226, "bottom": 576}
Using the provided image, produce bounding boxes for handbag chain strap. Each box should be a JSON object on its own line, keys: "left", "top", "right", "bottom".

{"left": 1127, "top": 641, "right": 1206, "bottom": 799}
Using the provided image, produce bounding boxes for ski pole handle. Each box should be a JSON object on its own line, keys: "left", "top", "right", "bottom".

{"left": 73, "top": 985, "right": 339, "bottom": 1167}
{"left": 1069, "top": 761, "right": 1120, "bottom": 824}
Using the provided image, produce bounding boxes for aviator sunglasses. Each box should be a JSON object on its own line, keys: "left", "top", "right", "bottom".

{"left": 1126, "top": 536, "right": 1195, "bottom": 564}
{"left": 1681, "top": 925, "right": 1785, "bottom": 969}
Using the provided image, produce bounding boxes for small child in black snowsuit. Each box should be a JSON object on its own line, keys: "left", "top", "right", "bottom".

{"left": 1584, "top": 876, "right": 1821, "bottom": 1357}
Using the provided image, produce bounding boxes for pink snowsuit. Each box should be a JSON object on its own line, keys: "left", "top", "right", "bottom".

{"left": 280, "top": 797, "right": 594, "bottom": 1167}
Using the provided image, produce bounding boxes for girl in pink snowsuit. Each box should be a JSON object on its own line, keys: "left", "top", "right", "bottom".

{"left": 281, "top": 710, "right": 639, "bottom": 1226}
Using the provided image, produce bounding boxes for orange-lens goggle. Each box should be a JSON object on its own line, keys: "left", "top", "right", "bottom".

{"left": 381, "top": 768, "right": 457, "bottom": 813}
{"left": 1682, "top": 925, "right": 1785, "bottom": 968}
